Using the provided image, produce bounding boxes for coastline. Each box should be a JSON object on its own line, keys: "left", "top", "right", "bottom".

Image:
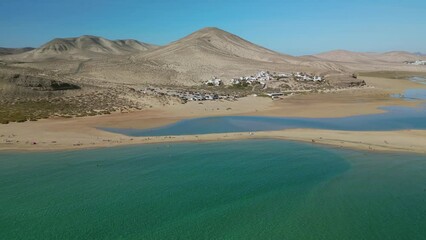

{"left": 1, "top": 76, "right": 426, "bottom": 154}
{"left": 1, "top": 128, "right": 426, "bottom": 154}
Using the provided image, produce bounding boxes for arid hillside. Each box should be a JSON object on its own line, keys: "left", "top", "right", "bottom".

{"left": 312, "top": 50, "right": 421, "bottom": 63}
{"left": 1, "top": 35, "right": 157, "bottom": 61}
{"left": 1, "top": 27, "right": 425, "bottom": 87}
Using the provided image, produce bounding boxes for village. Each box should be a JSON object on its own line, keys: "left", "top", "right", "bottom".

{"left": 128, "top": 71, "right": 368, "bottom": 104}
{"left": 404, "top": 60, "right": 426, "bottom": 66}
{"left": 205, "top": 71, "right": 324, "bottom": 88}
{"left": 135, "top": 71, "right": 327, "bottom": 103}
{"left": 137, "top": 71, "right": 328, "bottom": 103}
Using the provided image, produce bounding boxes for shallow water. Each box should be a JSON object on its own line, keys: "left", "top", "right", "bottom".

{"left": 103, "top": 104, "right": 426, "bottom": 136}
{"left": 1, "top": 140, "right": 425, "bottom": 239}
{"left": 392, "top": 89, "right": 426, "bottom": 101}
{"left": 409, "top": 76, "right": 426, "bottom": 85}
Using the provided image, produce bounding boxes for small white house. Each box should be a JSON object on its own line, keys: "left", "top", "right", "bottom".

{"left": 278, "top": 73, "right": 291, "bottom": 78}
{"left": 231, "top": 78, "right": 241, "bottom": 85}
{"left": 313, "top": 76, "right": 323, "bottom": 82}
{"left": 205, "top": 77, "right": 222, "bottom": 86}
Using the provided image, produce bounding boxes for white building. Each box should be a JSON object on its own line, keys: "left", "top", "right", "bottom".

{"left": 313, "top": 76, "right": 323, "bottom": 82}
{"left": 205, "top": 77, "right": 223, "bottom": 86}
{"left": 231, "top": 78, "right": 241, "bottom": 85}
{"left": 405, "top": 60, "right": 426, "bottom": 65}
{"left": 278, "top": 73, "right": 292, "bottom": 78}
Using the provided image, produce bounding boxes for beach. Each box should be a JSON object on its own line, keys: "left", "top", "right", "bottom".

{"left": 1, "top": 76, "right": 426, "bottom": 153}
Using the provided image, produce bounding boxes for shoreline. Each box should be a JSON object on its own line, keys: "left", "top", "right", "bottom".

{"left": 1, "top": 76, "right": 426, "bottom": 154}
{"left": 1, "top": 129, "right": 426, "bottom": 154}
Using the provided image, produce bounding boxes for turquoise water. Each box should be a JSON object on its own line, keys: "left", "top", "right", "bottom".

{"left": 103, "top": 104, "right": 426, "bottom": 136}
{"left": 1, "top": 140, "right": 425, "bottom": 239}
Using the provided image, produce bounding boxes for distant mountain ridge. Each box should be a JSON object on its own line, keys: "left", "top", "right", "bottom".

{"left": 0, "top": 47, "right": 35, "bottom": 56}
{"left": 1, "top": 28, "right": 422, "bottom": 65}
{"left": 1, "top": 35, "right": 157, "bottom": 61}
{"left": 0, "top": 27, "right": 423, "bottom": 86}
{"left": 312, "top": 50, "right": 423, "bottom": 63}
{"left": 37, "top": 35, "right": 156, "bottom": 54}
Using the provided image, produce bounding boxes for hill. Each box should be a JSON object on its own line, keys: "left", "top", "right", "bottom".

{"left": 312, "top": 50, "right": 422, "bottom": 63}
{"left": 2, "top": 28, "right": 418, "bottom": 86}
{"left": 139, "top": 27, "right": 297, "bottom": 63}
{"left": 0, "top": 47, "right": 34, "bottom": 56}
{"left": 107, "top": 27, "right": 310, "bottom": 85}
{"left": 1, "top": 36, "right": 156, "bottom": 61}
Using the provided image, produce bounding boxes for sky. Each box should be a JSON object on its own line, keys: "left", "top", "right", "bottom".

{"left": 1, "top": 0, "right": 425, "bottom": 55}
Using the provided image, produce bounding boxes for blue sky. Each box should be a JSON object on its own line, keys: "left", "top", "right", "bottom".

{"left": 1, "top": 0, "right": 425, "bottom": 55}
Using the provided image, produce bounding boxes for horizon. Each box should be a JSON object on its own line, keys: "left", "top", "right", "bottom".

{"left": 1, "top": 0, "right": 426, "bottom": 55}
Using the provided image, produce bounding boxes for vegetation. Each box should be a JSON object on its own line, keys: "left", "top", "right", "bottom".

{"left": 0, "top": 88, "right": 143, "bottom": 124}
{"left": 0, "top": 100, "right": 72, "bottom": 123}
{"left": 0, "top": 98, "right": 119, "bottom": 124}
{"left": 228, "top": 82, "right": 250, "bottom": 89}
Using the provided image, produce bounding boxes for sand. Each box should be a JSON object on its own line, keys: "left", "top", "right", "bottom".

{"left": 1, "top": 126, "right": 425, "bottom": 154}
{"left": 1, "top": 75, "right": 426, "bottom": 154}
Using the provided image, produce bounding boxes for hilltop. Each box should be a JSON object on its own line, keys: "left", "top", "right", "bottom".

{"left": 139, "top": 27, "right": 297, "bottom": 63}
{"left": 89, "top": 27, "right": 320, "bottom": 85}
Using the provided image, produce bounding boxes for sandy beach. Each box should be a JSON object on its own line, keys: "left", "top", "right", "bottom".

{"left": 1, "top": 76, "right": 426, "bottom": 153}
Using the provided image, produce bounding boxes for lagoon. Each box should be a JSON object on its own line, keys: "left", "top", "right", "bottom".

{"left": 1, "top": 140, "right": 425, "bottom": 239}
{"left": 103, "top": 103, "right": 426, "bottom": 137}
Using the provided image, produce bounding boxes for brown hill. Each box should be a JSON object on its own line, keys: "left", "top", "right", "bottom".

{"left": 50, "top": 28, "right": 349, "bottom": 86}
{"left": 1, "top": 36, "right": 156, "bottom": 61}
{"left": 138, "top": 27, "right": 297, "bottom": 63}
{"left": 99, "top": 27, "right": 310, "bottom": 85}
{"left": 3, "top": 28, "right": 419, "bottom": 87}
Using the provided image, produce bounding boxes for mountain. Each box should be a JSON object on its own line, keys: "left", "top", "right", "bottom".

{"left": 1, "top": 35, "right": 157, "bottom": 61}
{"left": 36, "top": 36, "right": 156, "bottom": 55}
{"left": 59, "top": 27, "right": 347, "bottom": 86}
{"left": 0, "top": 47, "right": 34, "bottom": 56}
{"left": 312, "top": 50, "right": 421, "bottom": 63}
{"left": 106, "top": 27, "right": 308, "bottom": 85}
{"left": 375, "top": 51, "right": 424, "bottom": 62}
{"left": 311, "top": 50, "right": 375, "bottom": 63}
{"left": 4, "top": 27, "right": 413, "bottom": 87}
{"left": 139, "top": 27, "right": 298, "bottom": 63}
